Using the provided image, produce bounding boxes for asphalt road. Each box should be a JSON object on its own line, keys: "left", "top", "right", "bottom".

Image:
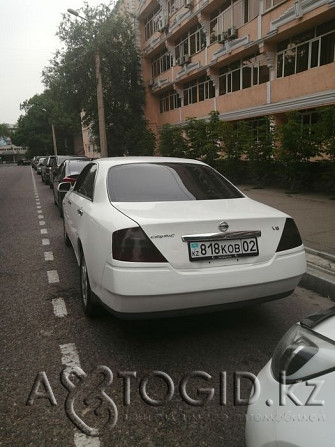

{"left": 0, "top": 165, "right": 332, "bottom": 447}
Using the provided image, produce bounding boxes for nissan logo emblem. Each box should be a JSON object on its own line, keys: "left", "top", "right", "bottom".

{"left": 219, "top": 221, "right": 229, "bottom": 232}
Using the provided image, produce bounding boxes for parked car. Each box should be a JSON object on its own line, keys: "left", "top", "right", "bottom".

{"left": 246, "top": 305, "right": 335, "bottom": 447}
{"left": 60, "top": 157, "right": 306, "bottom": 318}
{"left": 17, "top": 159, "right": 30, "bottom": 165}
{"left": 41, "top": 155, "right": 56, "bottom": 184}
{"left": 49, "top": 155, "right": 88, "bottom": 189}
{"left": 32, "top": 156, "right": 42, "bottom": 170}
{"left": 36, "top": 157, "right": 47, "bottom": 175}
{"left": 53, "top": 158, "right": 91, "bottom": 216}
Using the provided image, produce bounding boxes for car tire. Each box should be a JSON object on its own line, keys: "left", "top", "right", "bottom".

{"left": 80, "top": 252, "right": 98, "bottom": 317}
{"left": 63, "top": 220, "right": 71, "bottom": 247}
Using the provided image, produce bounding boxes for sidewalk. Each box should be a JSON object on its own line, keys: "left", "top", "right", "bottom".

{"left": 239, "top": 185, "right": 335, "bottom": 300}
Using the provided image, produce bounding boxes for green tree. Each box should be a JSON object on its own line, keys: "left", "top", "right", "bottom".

{"left": 14, "top": 90, "right": 81, "bottom": 158}
{"left": 159, "top": 124, "right": 189, "bottom": 158}
{"left": 316, "top": 106, "right": 335, "bottom": 161}
{"left": 276, "top": 111, "right": 321, "bottom": 191}
{"left": 0, "top": 123, "right": 12, "bottom": 141}
{"left": 184, "top": 111, "right": 220, "bottom": 163}
{"left": 43, "top": 5, "right": 154, "bottom": 156}
{"left": 245, "top": 117, "right": 275, "bottom": 185}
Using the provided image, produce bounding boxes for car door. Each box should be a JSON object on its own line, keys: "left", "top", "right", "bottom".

{"left": 65, "top": 163, "right": 97, "bottom": 262}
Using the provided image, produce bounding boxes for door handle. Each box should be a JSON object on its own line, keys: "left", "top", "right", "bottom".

{"left": 77, "top": 208, "right": 83, "bottom": 216}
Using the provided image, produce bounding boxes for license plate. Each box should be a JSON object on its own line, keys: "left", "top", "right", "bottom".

{"left": 188, "top": 238, "right": 259, "bottom": 261}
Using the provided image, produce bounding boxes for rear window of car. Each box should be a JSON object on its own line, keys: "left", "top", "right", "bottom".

{"left": 67, "top": 161, "right": 91, "bottom": 176}
{"left": 107, "top": 163, "right": 243, "bottom": 202}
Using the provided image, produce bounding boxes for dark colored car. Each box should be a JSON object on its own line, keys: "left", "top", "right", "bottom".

{"left": 41, "top": 155, "right": 56, "bottom": 184}
{"left": 53, "top": 159, "right": 91, "bottom": 217}
{"left": 32, "top": 156, "right": 42, "bottom": 170}
{"left": 49, "top": 155, "right": 88, "bottom": 189}
{"left": 17, "top": 159, "right": 30, "bottom": 165}
{"left": 36, "top": 157, "right": 47, "bottom": 175}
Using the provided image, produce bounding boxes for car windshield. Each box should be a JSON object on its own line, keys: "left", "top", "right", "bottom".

{"left": 107, "top": 163, "right": 243, "bottom": 202}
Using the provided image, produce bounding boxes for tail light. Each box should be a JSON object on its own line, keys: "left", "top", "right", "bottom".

{"left": 276, "top": 218, "right": 302, "bottom": 252}
{"left": 112, "top": 227, "right": 167, "bottom": 262}
{"left": 62, "top": 176, "right": 77, "bottom": 185}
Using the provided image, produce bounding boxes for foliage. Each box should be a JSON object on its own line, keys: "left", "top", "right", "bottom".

{"left": 159, "top": 124, "right": 189, "bottom": 158}
{"left": 0, "top": 123, "right": 13, "bottom": 140}
{"left": 244, "top": 117, "right": 275, "bottom": 185}
{"left": 14, "top": 90, "right": 81, "bottom": 158}
{"left": 184, "top": 111, "right": 221, "bottom": 163}
{"left": 275, "top": 111, "right": 322, "bottom": 191}
{"left": 316, "top": 106, "right": 335, "bottom": 161}
{"left": 43, "top": 4, "right": 154, "bottom": 156}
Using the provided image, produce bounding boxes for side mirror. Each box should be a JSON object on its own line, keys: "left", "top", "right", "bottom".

{"left": 57, "top": 182, "right": 72, "bottom": 193}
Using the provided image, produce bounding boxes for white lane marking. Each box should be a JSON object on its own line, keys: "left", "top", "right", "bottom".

{"left": 37, "top": 205, "right": 41, "bottom": 209}
{"left": 44, "top": 251, "right": 54, "bottom": 261}
{"left": 47, "top": 270, "right": 59, "bottom": 283}
{"left": 38, "top": 215, "right": 44, "bottom": 219}
{"left": 37, "top": 210, "right": 43, "bottom": 214}
{"left": 42, "top": 238, "right": 50, "bottom": 246}
{"left": 60, "top": 343, "right": 81, "bottom": 369}
{"left": 39, "top": 221, "right": 46, "bottom": 226}
{"left": 74, "top": 431, "right": 101, "bottom": 447}
{"left": 52, "top": 298, "right": 68, "bottom": 317}
{"left": 59, "top": 345, "right": 102, "bottom": 447}
{"left": 41, "top": 229, "right": 48, "bottom": 234}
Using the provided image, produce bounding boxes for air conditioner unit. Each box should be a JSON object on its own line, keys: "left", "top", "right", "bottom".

{"left": 226, "top": 26, "right": 237, "bottom": 40}
{"left": 185, "top": 0, "right": 193, "bottom": 8}
{"left": 183, "top": 55, "right": 190, "bottom": 64}
{"left": 218, "top": 33, "right": 225, "bottom": 44}
{"left": 157, "top": 17, "right": 167, "bottom": 32}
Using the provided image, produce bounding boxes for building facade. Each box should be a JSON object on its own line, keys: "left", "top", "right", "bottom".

{"left": 137, "top": 0, "right": 335, "bottom": 135}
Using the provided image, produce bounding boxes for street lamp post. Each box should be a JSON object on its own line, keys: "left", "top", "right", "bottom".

{"left": 67, "top": 8, "right": 108, "bottom": 158}
{"left": 42, "top": 109, "right": 58, "bottom": 155}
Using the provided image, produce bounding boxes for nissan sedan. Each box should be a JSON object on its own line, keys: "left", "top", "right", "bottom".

{"left": 61, "top": 157, "right": 306, "bottom": 317}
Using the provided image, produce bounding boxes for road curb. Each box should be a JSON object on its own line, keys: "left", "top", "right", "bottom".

{"left": 300, "top": 248, "right": 335, "bottom": 300}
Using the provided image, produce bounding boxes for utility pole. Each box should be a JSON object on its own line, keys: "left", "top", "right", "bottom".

{"left": 67, "top": 8, "right": 108, "bottom": 158}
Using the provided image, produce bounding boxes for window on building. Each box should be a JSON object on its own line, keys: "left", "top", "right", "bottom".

{"left": 263, "top": 0, "right": 284, "bottom": 11}
{"left": 167, "top": 0, "right": 184, "bottom": 17}
{"left": 175, "top": 24, "right": 206, "bottom": 59}
{"left": 160, "top": 91, "right": 181, "bottom": 113}
{"left": 144, "top": 6, "right": 162, "bottom": 41}
{"left": 276, "top": 19, "right": 335, "bottom": 78}
{"left": 210, "top": 0, "right": 259, "bottom": 42}
{"left": 183, "top": 76, "right": 215, "bottom": 106}
{"left": 219, "top": 53, "right": 269, "bottom": 95}
{"left": 152, "top": 50, "right": 174, "bottom": 77}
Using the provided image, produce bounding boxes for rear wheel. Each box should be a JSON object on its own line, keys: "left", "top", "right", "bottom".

{"left": 80, "top": 252, "right": 98, "bottom": 317}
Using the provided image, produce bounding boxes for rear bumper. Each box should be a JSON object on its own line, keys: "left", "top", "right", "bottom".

{"left": 97, "top": 248, "right": 306, "bottom": 315}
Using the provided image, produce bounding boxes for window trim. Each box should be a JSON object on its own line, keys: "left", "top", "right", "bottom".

{"left": 73, "top": 162, "right": 98, "bottom": 202}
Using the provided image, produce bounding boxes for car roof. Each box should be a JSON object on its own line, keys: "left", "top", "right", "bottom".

{"left": 92, "top": 156, "right": 205, "bottom": 167}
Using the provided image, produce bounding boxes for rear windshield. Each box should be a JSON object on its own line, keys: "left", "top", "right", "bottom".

{"left": 108, "top": 163, "right": 243, "bottom": 202}
{"left": 67, "top": 161, "right": 91, "bottom": 176}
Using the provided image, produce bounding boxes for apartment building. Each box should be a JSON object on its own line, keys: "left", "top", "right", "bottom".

{"left": 137, "top": 0, "right": 335, "bottom": 135}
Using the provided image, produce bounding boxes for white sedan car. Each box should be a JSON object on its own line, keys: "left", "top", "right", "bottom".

{"left": 246, "top": 306, "right": 335, "bottom": 446}
{"left": 60, "top": 157, "right": 306, "bottom": 317}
